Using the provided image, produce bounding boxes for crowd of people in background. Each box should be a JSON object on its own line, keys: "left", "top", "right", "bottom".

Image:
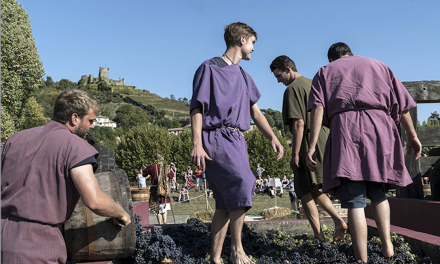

{"left": 137, "top": 163, "right": 213, "bottom": 204}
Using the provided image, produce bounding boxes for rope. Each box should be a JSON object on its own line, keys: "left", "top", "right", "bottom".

{"left": 170, "top": 190, "right": 211, "bottom": 205}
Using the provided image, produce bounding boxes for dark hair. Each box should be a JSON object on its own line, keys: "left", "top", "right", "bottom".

{"left": 53, "top": 89, "right": 101, "bottom": 124}
{"left": 224, "top": 22, "right": 257, "bottom": 49}
{"left": 327, "top": 42, "right": 353, "bottom": 61}
{"left": 270, "top": 55, "right": 297, "bottom": 72}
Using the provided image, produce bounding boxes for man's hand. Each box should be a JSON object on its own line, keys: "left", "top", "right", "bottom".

{"left": 191, "top": 143, "right": 212, "bottom": 171}
{"left": 407, "top": 136, "right": 422, "bottom": 160}
{"left": 290, "top": 154, "right": 300, "bottom": 171}
{"left": 271, "top": 138, "right": 284, "bottom": 161}
{"left": 113, "top": 212, "right": 131, "bottom": 227}
{"left": 306, "top": 147, "right": 317, "bottom": 172}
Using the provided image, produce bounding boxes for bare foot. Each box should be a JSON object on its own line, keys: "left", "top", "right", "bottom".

{"left": 230, "top": 249, "right": 254, "bottom": 264}
{"left": 382, "top": 241, "right": 394, "bottom": 258}
{"left": 332, "top": 219, "right": 348, "bottom": 244}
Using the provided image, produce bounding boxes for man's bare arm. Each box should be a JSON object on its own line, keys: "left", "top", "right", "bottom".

{"left": 306, "top": 106, "right": 324, "bottom": 171}
{"left": 400, "top": 111, "right": 422, "bottom": 160}
{"left": 71, "top": 164, "right": 131, "bottom": 227}
{"left": 190, "top": 107, "right": 212, "bottom": 170}
{"left": 250, "top": 103, "right": 284, "bottom": 161}
{"left": 290, "top": 118, "right": 304, "bottom": 171}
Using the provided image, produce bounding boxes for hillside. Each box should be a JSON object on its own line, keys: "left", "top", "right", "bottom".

{"left": 34, "top": 79, "right": 191, "bottom": 124}
{"left": 124, "top": 90, "right": 190, "bottom": 120}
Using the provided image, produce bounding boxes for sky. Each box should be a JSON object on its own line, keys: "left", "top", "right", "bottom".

{"left": 17, "top": 0, "right": 439, "bottom": 123}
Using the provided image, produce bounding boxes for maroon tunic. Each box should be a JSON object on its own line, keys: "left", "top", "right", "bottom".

{"left": 1, "top": 121, "right": 98, "bottom": 264}
{"left": 143, "top": 163, "right": 171, "bottom": 204}
{"left": 308, "top": 56, "right": 415, "bottom": 194}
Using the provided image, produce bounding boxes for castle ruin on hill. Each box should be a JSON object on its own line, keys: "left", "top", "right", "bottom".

{"left": 80, "top": 67, "right": 126, "bottom": 87}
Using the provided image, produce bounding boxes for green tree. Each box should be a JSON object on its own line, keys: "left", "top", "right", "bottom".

{"left": 114, "top": 104, "right": 151, "bottom": 131}
{"left": 20, "top": 97, "right": 50, "bottom": 130}
{"left": 116, "top": 124, "right": 174, "bottom": 181}
{"left": 419, "top": 111, "right": 440, "bottom": 156}
{"left": 98, "top": 81, "right": 111, "bottom": 92}
{"left": 45, "top": 76, "right": 55, "bottom": 87}
{"left": 262, "top": 108, "right": 289, "bottom": 138}
{"left": 264, "top": 113, "right": 275, "bottom": 128}
{"left": 1, "top": 0, "right": 45, "bottom": 143}
{"left": 54, "top": 78, "right": 77, "bottom": 90}
{"left": 90, "top": 126, "right": 118, "bottom": 150}
{"left": 244, "top": 128, "right": 292, "bottom": 178}
{"left": 170, "top": 129, "right": 193, "bottom": 182}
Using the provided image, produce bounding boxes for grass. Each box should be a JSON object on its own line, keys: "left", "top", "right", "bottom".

{"left": 166, "top": 185, "right": 298, "bottom": 221}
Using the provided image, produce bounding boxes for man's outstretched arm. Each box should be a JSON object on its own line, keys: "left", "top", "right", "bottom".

{"left": 71, "top": 164, "right": 131, "bottom": 227}
{"left": 250, "top": 103, "right": 284, "bottom": 161}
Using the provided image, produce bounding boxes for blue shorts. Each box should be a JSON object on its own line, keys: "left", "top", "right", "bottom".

{"left": 337, "top": 179, "right": 389, "bottom": 209}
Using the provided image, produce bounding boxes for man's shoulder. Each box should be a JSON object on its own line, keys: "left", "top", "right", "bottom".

{"left": 286, "top": 77, "right": 312, "bottom": 92}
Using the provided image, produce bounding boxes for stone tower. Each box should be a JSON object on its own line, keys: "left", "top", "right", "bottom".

{"left": 99, "top": 67, "right": 109, "bottom": 82}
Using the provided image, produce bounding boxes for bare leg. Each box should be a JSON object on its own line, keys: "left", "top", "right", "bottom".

{"left": 300, "top": 193, "right": 325, "bottom": 241}
{"left": 210, "top": 209, "right": 229, "bottom": 264}
{"left": 229, "top": 207, "right": 254, "bottom": 264}
{"left": 156, "top": 214, "right": 162, "bottom": 225}
{"left": 162, "top": 210, "right": 168, "bottom": 225}
{"left": 311, "top": 185, "right": 348, "bottom": 243}
{"left": 348, "top": 208, "right": 368, "bottom": 262}
{"left": 371, "top": 199, "right": 394, "bottom": 258}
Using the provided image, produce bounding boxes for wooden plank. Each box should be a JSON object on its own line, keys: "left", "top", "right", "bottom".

{"left": 397, "top": 107, "right": 424, "bottom": 199}
{"left": 403, "top": 81, "right": 440, "bottom": 103}
{"left": 420, "top": 156, "right": 440, "bottom": 171}
{"left": 418, "top": 127, "right": 440, "bottom": 147}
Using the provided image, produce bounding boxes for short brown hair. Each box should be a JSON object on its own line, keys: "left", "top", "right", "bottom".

{"left": 270, "top": 55, "right": 298, "bottom": 72}
{"left": 53, "top": 89, "right": 101, "bottom": 124}
{"left": 224, "top": 22, "right": 257, "bottom": 49}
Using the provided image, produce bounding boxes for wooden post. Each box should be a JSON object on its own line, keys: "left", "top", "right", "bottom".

{"left": 274, "top": 178, "right": 277, "bottom": 208}
{"left": 397, "top": 107, "right": 424, "bottom": 199}
{"left": 399, "top": 81, "right": 440, "bottom": 199}
{"left": 204, "top": 179, "right": 209, "bottom": 211}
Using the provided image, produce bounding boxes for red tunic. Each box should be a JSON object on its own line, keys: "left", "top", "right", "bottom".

{"left": 143, "top": 163, "right": 171, "bottom": 203}
{"left": 1, "top": 121, "right": 98, "bottom": 264}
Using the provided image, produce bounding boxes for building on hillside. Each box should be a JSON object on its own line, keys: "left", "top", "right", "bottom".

{"left": 167, "top": 125, "right": 191, "bottom": 135}
{"left": 94, "top": 116, "right": 117, "bottom": 129}
{"left": 80, "top": 67, "right": 136, "bottom": 92}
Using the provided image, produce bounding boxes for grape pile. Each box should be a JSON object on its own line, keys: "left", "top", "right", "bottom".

{"left": 128, "top": 214, "right": 439, "bottom": 264}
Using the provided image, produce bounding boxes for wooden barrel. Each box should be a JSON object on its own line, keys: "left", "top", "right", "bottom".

{"left": 131, "top": 187, "right": 150, "bottom": 202}
{"left": 64, "top": 169, "right": 136, "bottom": 260}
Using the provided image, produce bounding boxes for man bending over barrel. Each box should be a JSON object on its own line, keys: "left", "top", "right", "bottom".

{"left": 190, "top": 22, "right": 284, "bottom": 264}
{"left": 1, "top": 89, "right": 131, "bottom": 264}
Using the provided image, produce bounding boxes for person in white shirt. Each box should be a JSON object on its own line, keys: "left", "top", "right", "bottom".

{"left": 136, "top": 169, "right": 147, "bottom": 188}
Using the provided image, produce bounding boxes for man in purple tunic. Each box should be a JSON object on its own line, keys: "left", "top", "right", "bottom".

{"left": 1, "top": 89, "right": 131, "bottom": 264}
{"left": 190, "top": 22, "right": 284, "bottom": 264}
{"left": 306, "top": 43, "right": 422, "bottom": 262}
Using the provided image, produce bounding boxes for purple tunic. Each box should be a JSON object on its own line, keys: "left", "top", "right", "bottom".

{"left": 308, "top": 56, "right": 415, "bottom": 195}
{"left": 1, "top": 121, "right": 98, "bottom": 263}
{"left": 190, "top": 58, "right": 260, "bottom": 212}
